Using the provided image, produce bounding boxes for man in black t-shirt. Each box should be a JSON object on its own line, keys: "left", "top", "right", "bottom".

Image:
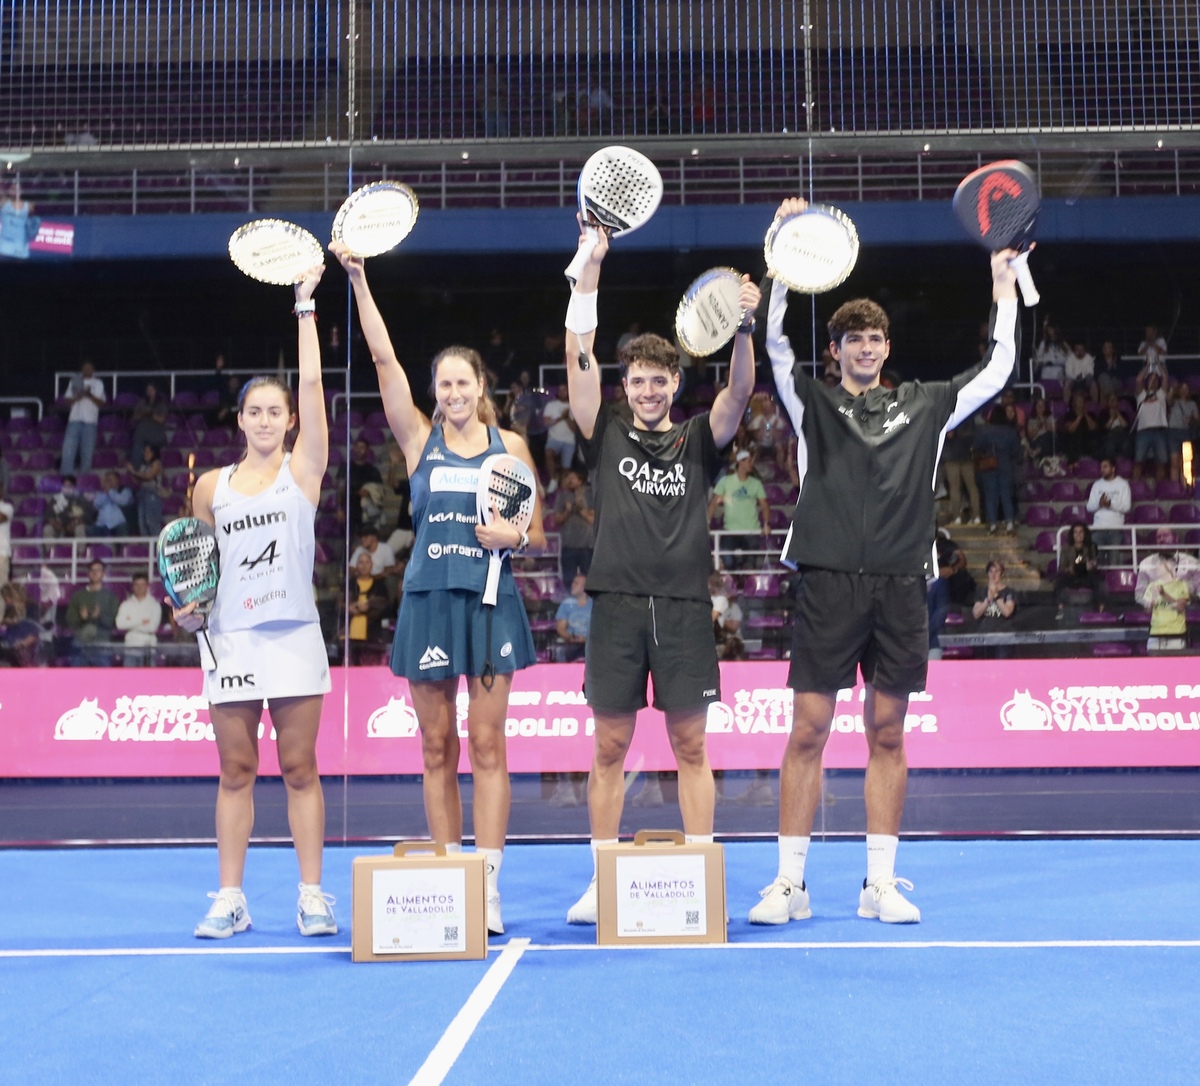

{"left": 562, "top": 220, "right": 761, "bottom": 925}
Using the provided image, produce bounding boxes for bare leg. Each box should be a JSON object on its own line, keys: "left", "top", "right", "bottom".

{"left": 210, "top": 701, "right": 263, "bottom": 888}
{"left": 269, "top": 694, "right": 326, "bottom": 885}
{"left": 410, "top": 678, "right": 463, "bottom": 846}
{"left": 664, "top": 708, "right": 714, "bottom": 836}
{"left": 586, "top": 712, "right": 637, "bottom": 839}
{"left": 778, "top": 691, "right": 836, "bottom": 837}
{"left": 464, "top": 674, "right": 513, "bottom": 850}
{"left": 863, "top": 685, "right": 909, "bottom": 836}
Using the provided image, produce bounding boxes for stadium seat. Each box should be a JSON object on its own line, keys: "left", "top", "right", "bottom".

{"left": 1059, "top": 503, "right": 1089, "bottom": 524}
{"left": 1129, "top": 479, "right": 1155, "bottom": 501}
{"left": 1168, "top": 504, "right": 1200, "bottom": 524}
{"left": 1025, "top": 505, "right": 1058, "bottom": 528}
{"left": 1034, "top": 530, "right": 1057, "bottom": 553}
{"left": 1078, "top": 611, "right": 1119, "bottom": 625}
{"left": 1074, "top": 457, "right": 1101, "bottom": 479}
{"left": 1023, "top": 479, "right": 1050, "bottom": 501}
{"left": 1050, "top": 480, "right": 1083, "bottom": 502}
{"left": 1105, "top": 569, "right": 1137, "bottom": 595}
{"left": 1156, "top": 480, "right": 1191, "bottom": 500}
{"left": 1092, "top": 643, "right": 1133, "bottom": 657}
{"left": 1130, "top": 504, "right": 1165, "bottom": 524}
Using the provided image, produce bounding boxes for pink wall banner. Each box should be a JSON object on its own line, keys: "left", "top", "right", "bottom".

{"left": 2, "top": 659, "right": 1198, "bottom": 778}
{"left": 29, "top": 222, "right": 75, "bottom": 255}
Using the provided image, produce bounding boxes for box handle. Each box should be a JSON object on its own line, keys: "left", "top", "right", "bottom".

{"left": 392, "top": 840, "right": 447, "bottom": 857}
{"left": 633, "top": 829, "right": 686, "bottom": 846}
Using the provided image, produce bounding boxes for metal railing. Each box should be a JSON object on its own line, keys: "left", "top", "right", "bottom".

{"left": 1054, "top": 522, "right": 1200, "bottom": 574}
{"left": 0, "top": 397, "right": 44, "bottom": 420}
{"left": 51, "top": 367, "right": 346, "bottom": 402}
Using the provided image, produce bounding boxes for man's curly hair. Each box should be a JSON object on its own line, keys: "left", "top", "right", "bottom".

{"left": 618, "top": 332, "right": 679, "bottom": 378}
{"left": 827, "top": 299, "right": 890, "bottom": 344}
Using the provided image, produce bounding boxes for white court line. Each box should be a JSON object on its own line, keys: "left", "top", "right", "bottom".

{"left": 3, "top": 937, "right": 1200, "bottom": 959}
{"left": 408, "top": 937, "right": 530, "bottom": 1086}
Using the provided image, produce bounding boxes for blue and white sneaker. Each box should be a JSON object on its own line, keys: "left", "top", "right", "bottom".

{"left": 297, "top": 884, "right": 338, "bottom": 937}
{"left": 194, "top": 889, "right": 251, "bottom": 939}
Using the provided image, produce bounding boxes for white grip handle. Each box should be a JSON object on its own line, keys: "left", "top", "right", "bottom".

{"left": 1009, "top": 251, "right": 1040, "bottom": 307}
{"left": 564, "top": 226, "right": 600, "bottom": 285}
{"left": 482, "top": 552, "right": 503, "bottom": 607}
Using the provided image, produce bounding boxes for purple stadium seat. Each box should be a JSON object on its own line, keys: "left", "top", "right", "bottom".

{"left": 1026, "top": 505, "right": 1058, "bottom": 528}
{"left": 1023, "top": 479, "right": 1050, "bottom": 501}
{"left": 9, "top": 520, "right": 27, "bottom": 538}
{"left": 763, "top": 484, "right": 788, "bottom": 504}
{"left": 26, "top": 450, "right": 57, "bottom": 470}
{"left": 7, "top": 416, "right": 33, "bottom": 433}
{"left": 1092, "top": 643, "right": 1133, "bottom": 657}
{"left": 1168, "top": 503, "right": 1200, "bottom": 524}
{"left": 941, "top": 647, "right": 974, "bottom": 659}
{"left": 1116, "top": 457, "right": 1134, "bottom": 477}
{"left": 6, "top": 474, "right": 35, "bottom": 495}
{"left": 1035, "top": 530, "right": 1057, "bottom": 553}
{"left": 16, "top": 495, "right": 43, "bottom": 516}
{"left": 113, "top": 391, "right": 140, "bottom": 410}
{"left": 744, "top": 613, "right": 786, "bottom": 630}
{"left": 173, "top": 391, "right": 198, "bottom": 410}
{"left": 160, "top": 448, "right": 184, "bottom": 468}
{"left": 1156, "top": 480, "right": 1190, "bottom": 500}
{"left": 97, "top": 415, "right": 125, "bottom": 433}
{"left": 15, "top": 431, "right": 39, "bottom": 451}
{"left": 86, "top": 542, "right": 113, "bottom": 560}
{"left": 1040, "top": 379, "right": 1063, "bottom": 399}
{"left": 768, "top": 508, "right": 790, "bottom": 529}
{"left": 1105, "top": 569, "right": 1137, "bottom": 595}
{"left": 1074, "top": 457, "right": 1101, "bottom": 479}
{"left": 1078, "top": 611, "right": 1119, "bottom": 626}
{"left": 200, "top": 390, "right": 221, "bottom": 407}
{"left": 202, "top": 430, "right": 228, "bottom": 447}
{"left": 365, "top": 411, "right": 389, "bottom": 429}
{"left": 1130, "top": 504, "right": 1165, "bottom": 525}
{"left": 326, "top": 446, "right": 345, "bottom": 468}
{"left": 944, "top": 611, "right": 965, "bottom": 626}
{"left": 1050, "top": 480, "right": 1083, "bottom": 502}
{"left": 185, "top": 413, "right": 207, "bottom": 433}
{"left": 90, "top": 448, "right": 120, "bottom": 468}
{"left": 743, "top": 573, "right": 780, "bottom": 598}
{"left": 1122, "top": 610, "right": 1151, "bottom": 626}
{"left": 1059, "top": 504, "right": 1090, "bottom": 525}
{"left": 37, "top": 474, "right": 63, "bottom": 494}
{"left": 1045, "top": 559, "right": 1058, "bottom": 578}
{"left": 1129, "top": 479, "right": 1155, "bottom": 501}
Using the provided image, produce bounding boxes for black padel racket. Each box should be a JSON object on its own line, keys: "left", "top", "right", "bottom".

{"left": 953, "top": 160, "right": 1040, "bottom": 306}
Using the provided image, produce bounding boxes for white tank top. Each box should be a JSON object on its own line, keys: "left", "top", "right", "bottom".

{"left": 209, "top": 454, "right": 320, "bottom": 632}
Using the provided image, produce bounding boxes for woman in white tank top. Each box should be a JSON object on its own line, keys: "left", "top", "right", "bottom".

{"left": 333, "top": 242, "right": 546, "bottom": 938}
{"left": 174, "top": 263, "right": 337, "bottom": 941}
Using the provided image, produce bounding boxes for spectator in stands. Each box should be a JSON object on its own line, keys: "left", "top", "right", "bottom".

{"left": 344, "top": 437, "right": 382, "bottom": 537}
{"left": 1095, "top": 340, "right": 1124, "bottom": 399}
{"left": 1133, "top": 364, "right": 1170, "bottom": 481}
{"left": 34, "top": 563, "right": 61, "bottom": 634}
{"left": 974, "top": 404, "right": 1020, "bottom": 534}
{"left": 213, "top": 373, "right": 242, "bottom": 429}
{"left": 0, "top": 177, "right": 36, "bottom": 260}
{"left": 708, "top": 571, "right": 744, "bottom": 662}
{"left": 1137, "top": 324, "right": 1168, "bottom": 376}
{"left": 971, "top": 559, "right": 1017, "bottom": 654}
{"left": 130, "top": 382, "right": 168, "bottom": 463}
{"left": 345, "top": 551, "right": 391, "bottom": 664}
{"left": 115, "top": 571, "right": 162, "bottom": 665}
{"left": 543, "top": 384, "right": 577, "bottom": 481}
{"left": 126, "top": 443, "right": 164, "bottom": 536}
{"left": 1100, "top": 393, "right": 1133, "bottom": 462}
{"left": 936, "top": 530, "right": 976, "bottom": 606}
{"left": 482, "top": 328, "right": 517, "bottom": 390}
{"left": 512, "top": 374, "right": 548, "bottom": 470}
{"left": 1024, "top": 396, "right": 1057, "bottom": 462}
{"left": 1065, "top": 342, "right": 1098, "bottom": 403}
{"left": 44, "top": 475, "right": 94, "bottom": 539}
{"left": 66, "top": 559, "right": 119, "bottom": 665}
{"left": 554, "top": 467, "right": 595, "bottom": 578}
{"left": 1034, "top": 320, "right": 1068, "bottom": 384}
{"left": 0, "top": 480, "right": 10, "bottom": 596}
{"left": 926, "top": 565, "right": 950, "bottom": 661}
{"left": 941, "top": 421, "right": 980, "bottom": 525}
{"left": 88, "top": 470, "right": 134, "bottom": 536}
{"left": 382, "top": 447, "right": 415, "bottom": 559}
{"left": 746, "top": 391, "right": 790, "bottom": 471}
{"left": 348, "top": 526, "right": 396, "bottom": 578}
{"left": 1054, "top": 522, "right": 1102, "bottom": 613}
{"left": 708, "top": 449, "right": 769, "bottom": 569}
{"left": 555, "top": 572, "right": 592, "bottom": 662}
{"left": 1061, "top": 391, "right": 1100, "bottom": 465}
{"left": 576, "top": 76, "right": 613, "bottom": 132}
{"left": 1086, "top": 457, "right": 1132, "bottom": 560}
{"left": 0, "top": 583, "right": 41, "bottom": 666}
{"left": 1000, "top": 389, "right": 1026, "bottom": 431}
{"left": 61, "top": 360, "right": 106, "bottom": 473}
{"left": 1136, "top": 528, "right": 1200, "bottom": 653}
{"left": 1167, "top": 381, "right": 1198, "bottom": 485}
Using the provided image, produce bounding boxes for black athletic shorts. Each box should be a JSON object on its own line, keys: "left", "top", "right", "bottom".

{"left": 787, "top": 568, "right": 928, "bottom": 696}
{"left": 585, "top": 592, "right": 721, "bottom": 714}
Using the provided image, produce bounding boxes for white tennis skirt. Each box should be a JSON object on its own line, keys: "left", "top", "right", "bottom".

{"left": 203, "top": 621, "right": 332, "bottom": 706}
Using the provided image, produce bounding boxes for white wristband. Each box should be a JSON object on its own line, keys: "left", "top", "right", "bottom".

{"left": 565, "top": 289, "right": 598, "bottom": 336}
{"left": 293, "top": 299, "right": 316, "bottom": 316}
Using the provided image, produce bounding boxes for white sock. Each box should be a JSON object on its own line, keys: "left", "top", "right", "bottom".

{"left": 866, "top": 834, "right": 898, "bottom": 886}
{"left": 685, "top": 834, "right": 713, "bottom": 844}
{"left": 298, "top": 882, "right": 321, "bottom": 894}
{"left": 479, "top": 847, "right": 503, "bottom": 895}
{"left": 778, "top": 836, "right": 810, "bottom": 887}
{"left": 442, "top": 842, "right": 462, "bottom": 854}
{"left": 590, "top": 838, "right": 617, "bottom": 878}
{"left": 219, "top": 885, "right": 243, "bottom": 897}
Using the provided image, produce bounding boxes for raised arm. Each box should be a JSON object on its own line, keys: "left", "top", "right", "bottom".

{"left": 765, "top": 198, "right": 810, "bottom": 438}
{"left": 330, "top": 242, "right": 430, "bottom": 469}
{"left": 708, "top": 275, "right": 761, "bottom": 448}
{"left": 288, "top": 263, "right": 330, "bottom": 502}
{"left": 564, "top": 215, "right": 606, "bottom": 441}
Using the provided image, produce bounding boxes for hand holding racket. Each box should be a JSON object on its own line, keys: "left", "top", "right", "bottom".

{"left": 953, "top": 160, "right": 1040, "bottom": 307}
{"left": 564, "top": 145, "right": 663, "bottom": 285}
{"left": 475, "top": 454, "right": 537, "bottom": 607}
{"left": 157, "top": 517, "right": 220, "bottom": 670}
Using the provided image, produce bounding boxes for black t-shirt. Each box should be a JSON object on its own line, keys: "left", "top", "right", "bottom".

{"left": 580, "top": 402, "right": 723, "bottom": 602}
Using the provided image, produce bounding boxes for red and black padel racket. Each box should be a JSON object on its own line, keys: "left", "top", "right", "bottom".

{"left": 953, "top": 159, "right": 1040, "bottom": 307}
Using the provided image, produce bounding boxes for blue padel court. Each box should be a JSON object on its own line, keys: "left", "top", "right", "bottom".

{"left": 3, "top": 839, "right": 1197, "bottom": 1085}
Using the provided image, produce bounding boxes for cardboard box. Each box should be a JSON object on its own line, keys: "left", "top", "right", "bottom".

{"left": 351, "top": 842, "right": 487, "bottom": 963}
{"left": 596, "top": 831, "right": 727, "bottom": 945}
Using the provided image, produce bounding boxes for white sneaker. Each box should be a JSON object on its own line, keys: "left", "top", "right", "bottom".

{"left": 857, "top": 877, "right": 921, "bottom": 924}
{"left": 748, "top": 876, "right": 811, "bottom": 924}
{"left": 194, "top": 889, "right": 251, "bottom": 939}
{"left": 567, "top": 876, "right": 598, "bottom": 925}
{"left": 297, "top": 884, "right": 338, "bottom": 936}
{"left": 487, "top": 892, "right": 504, "bottom": 935}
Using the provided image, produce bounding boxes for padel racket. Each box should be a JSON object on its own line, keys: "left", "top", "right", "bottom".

{"left": 764, "top": 205, "right": 859, "bottom": 294}
{"left": 157, "top": 517, "right": 219, "bottom": 671}
{"left": 228, "top": 219, "right": 324, "bottom": 286}
{"left": 953, "top": 160, "right": 1040, "bottom": 306}
{"left": 675, "top": 268, "right": 746, "bottom": 357}
{"left": 564, "top": 146, "right": 663, "bottom": 285}
{"left": 476, "top": 454, "right": 537, "bottom": 607}
{"left": 331, "top": 180, "right": 419, "bottom": 258}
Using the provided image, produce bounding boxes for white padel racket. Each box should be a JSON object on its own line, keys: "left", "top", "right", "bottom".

{"left": 675, "top": 267, "right": 747, "bottom": 357}
{"left": 764, "top": 205, "right": 860, "bottom": 294}
{"left": 564, "top": 145, "right": 663, "bottom": 285}
{"left": 228, "top": 219, "right": 324, "bottom": 286}
{"left": 331, "top": 180, "right": 419, "bottom": 258}
{"left": 476, "top": 454, "right": 537, "bottom": 607}
{"left": 157, "top": 517, "right": 219, "bottom": 671}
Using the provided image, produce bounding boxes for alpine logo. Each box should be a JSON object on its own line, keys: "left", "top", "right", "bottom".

{"left": 419, "top": 645, "right": 451, "bottom": 671}
{"left": 882, "top": 411, "right": 911, "bottom": 433}
{"left": 426, "top": 447, "right": 446, "bottom": 461}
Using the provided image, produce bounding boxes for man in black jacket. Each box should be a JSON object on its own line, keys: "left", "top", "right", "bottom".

{"left": 749, "top": 197, "right": 1021, "bottom": 927}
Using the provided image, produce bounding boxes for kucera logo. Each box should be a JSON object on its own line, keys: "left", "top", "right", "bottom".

{"left": 220, "top": 673, "right": 256, "bottom": 689}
